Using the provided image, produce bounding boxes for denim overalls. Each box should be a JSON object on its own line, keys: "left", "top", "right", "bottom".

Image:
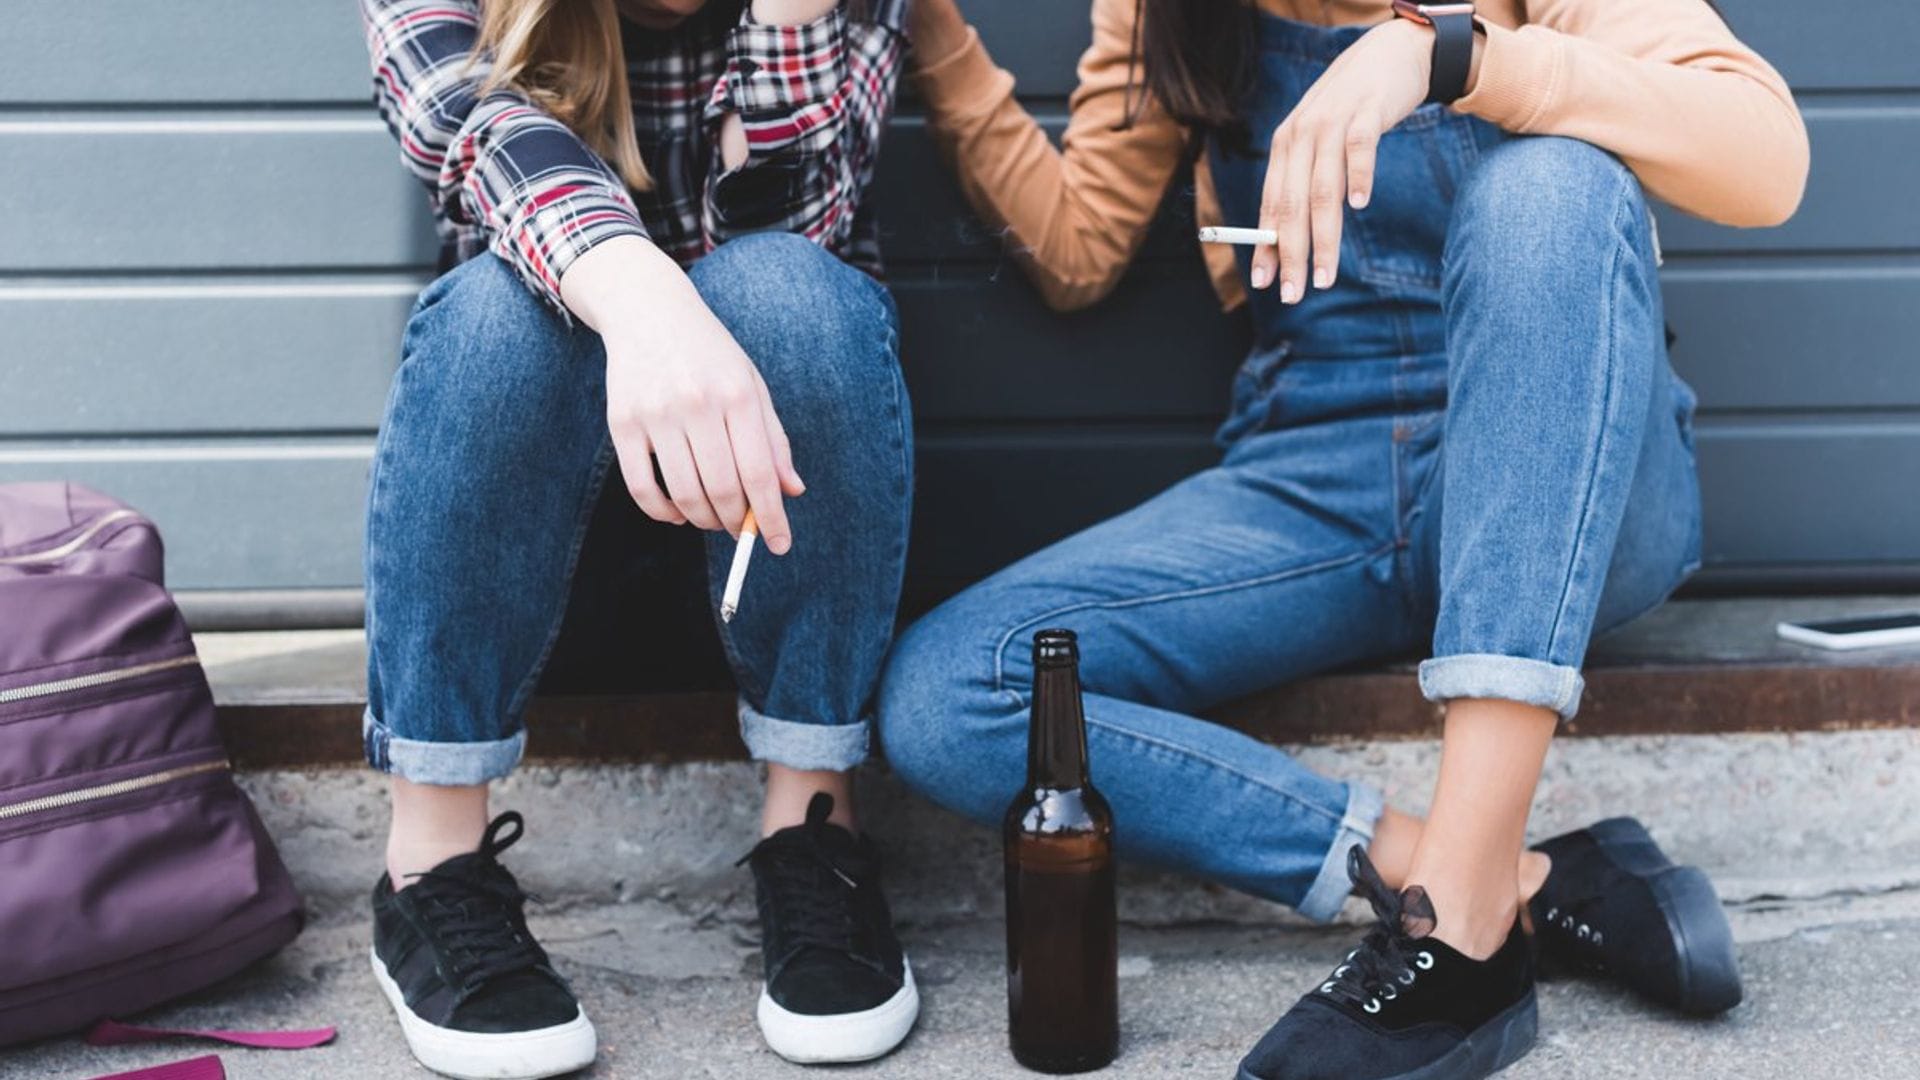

{"left": 883, "top": 14, "right": 1704, "bottom": 921}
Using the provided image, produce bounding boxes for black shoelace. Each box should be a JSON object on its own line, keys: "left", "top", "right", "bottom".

{"left": 1318, "top": 847, "right": 1439, "bottom": 1015}
{"left": 406, "top": 812, "right": 549, "bottom": 991}
{"left": 739, "top": 793, "right": 867, "bottom": 957}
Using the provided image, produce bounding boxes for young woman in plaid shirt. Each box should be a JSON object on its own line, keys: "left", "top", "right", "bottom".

{"left": 356, "top": 0, "right": 917, "bottom": 1074}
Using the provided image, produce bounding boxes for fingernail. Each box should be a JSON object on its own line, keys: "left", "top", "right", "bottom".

{"left": 1313, "top": 267, "right": 1333, "bottom": 289}
{"left": 1281, "top": 280, "right": 1300, "bottom": 304}
{"left": 1251, "top": 265, "right": 1273, "bottom": 290}
{"left": 1350, "top": 191, "right": 1369, "bottom": 209}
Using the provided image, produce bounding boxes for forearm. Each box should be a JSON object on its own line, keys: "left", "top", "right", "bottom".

{"left": 1453, "top": 5, "right": 1808, "bottom": 227}
{"left": 913, "top": 0, "right": 1185, "bottom": 310}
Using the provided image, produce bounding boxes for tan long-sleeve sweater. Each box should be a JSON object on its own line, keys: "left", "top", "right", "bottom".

{"left": 914, "top": 0, "right": 1810, "bottom": 312}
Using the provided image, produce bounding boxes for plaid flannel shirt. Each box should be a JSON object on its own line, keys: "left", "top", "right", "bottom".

{"left": 359, "top": 0, "right": 906, "bottom": 316}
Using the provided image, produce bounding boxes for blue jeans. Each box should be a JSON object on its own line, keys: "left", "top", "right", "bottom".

{"left": 878, "top": 16, "right": 1700, "bottom": 923}
{"left": 363, "top": 232, "right": 913, "bottom": 784}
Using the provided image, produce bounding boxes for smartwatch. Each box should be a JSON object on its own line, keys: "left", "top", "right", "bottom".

{"left": 1391, "top": 1, "right": 1477, "bottom": 106}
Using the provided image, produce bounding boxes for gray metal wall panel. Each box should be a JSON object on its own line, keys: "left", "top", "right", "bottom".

{"left": 2, "top": 2, "right": 372, "bottom": 105}
{"left": 2, "top": 1, "right": 1914, "bottom": 597}
{"left": 0, "top": 280, "right": 416, "bottom": 436}
{"left": 1696, "top": 421, "right": 1920, "bottom": 566}
{"left": 2, "top": 0, "right": 1901, "bottom": 106}
{"left": 0, "top": 116, "right": 439, "bottom": 273}
{"left": 1664, "top": 263, "right": 1920, "bottom": 411}
{"left": 0, "top": 442, "right": 372, "bottom": 589}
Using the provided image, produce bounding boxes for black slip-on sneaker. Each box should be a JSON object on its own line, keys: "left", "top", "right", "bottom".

{"left": 1529, "top": 816, "right": 1742, "bottom": 1015}
{"left": 742, "top": 792, "right": 918, "bottom": 1063}
{"left": 1238, "top": 847, "right": 1537, "bottom": 1080}
{"left": 370, "top": 812, "right": 595, "bottom": 1080}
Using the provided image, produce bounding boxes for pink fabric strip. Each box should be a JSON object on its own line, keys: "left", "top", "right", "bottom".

{"left": 84, "top": 1054, "right": 226, "bottom": 1080}
{"left": 85, "top": 1018, "right": 337, "bottom": 1050}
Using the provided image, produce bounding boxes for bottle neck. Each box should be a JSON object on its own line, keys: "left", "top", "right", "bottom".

{"left": 1027, "top": 663, "right": 1090, "bottom": 789}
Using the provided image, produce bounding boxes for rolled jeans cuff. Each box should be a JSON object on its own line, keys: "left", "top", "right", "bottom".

{"left": 738, "top": 698, "right": 870, "bottom": 772}
{"left": 1418, "top": 653, "right": 1587, "bottom": 720}
{"left": 1297, "top": 779, "right": 1386, "bottom": 923}
{"left": 363, "top": 710, "right": 525, "bottom": 785}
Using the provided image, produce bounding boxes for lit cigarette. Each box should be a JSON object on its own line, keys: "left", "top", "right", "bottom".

{"left": 1197, "top": 226, "right": 1278, "bottom": 246}
{"left": 719, "top": 509, "right": 758, "bottom": 624}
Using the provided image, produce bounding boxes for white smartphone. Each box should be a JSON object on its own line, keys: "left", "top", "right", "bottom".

{"left": 1775, "top": 612, "right": 1920, "bottom": 651}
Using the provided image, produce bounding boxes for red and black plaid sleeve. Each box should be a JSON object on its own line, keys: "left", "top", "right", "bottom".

{"left": 360, "top": 0, "right": 649, "bottom": 316}
{"left": 701, "top": 0, "right": 908, "bottom": 255}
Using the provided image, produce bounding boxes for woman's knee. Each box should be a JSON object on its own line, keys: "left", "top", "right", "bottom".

{"left": 690, "top": 235, "right": 899, "bottom": 402}
{"left": 397, "top": 256, "right": 601, "bottom": 427}
{"left": 877, "top": 604, "right": 1014, "bottom": 824}
{"left": 1446, "top": 136, "right": 1652, "bottom": 281}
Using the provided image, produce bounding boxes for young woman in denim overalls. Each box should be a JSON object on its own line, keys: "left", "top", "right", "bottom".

{"left": 883, "top": 1, "right": 1808, "bottom": 1075}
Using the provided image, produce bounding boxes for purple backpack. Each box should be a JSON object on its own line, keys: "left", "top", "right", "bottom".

{"left": 0, "top": 482, "right": 303, "bottom": 1046}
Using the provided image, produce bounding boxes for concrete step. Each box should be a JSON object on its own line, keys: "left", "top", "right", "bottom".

{"left": 198, "top": 595, "right": 1920, "bottom": 770}
{"left": 199, "top": 596, "right": 1920, "bottom": 914}
{"left": 14, "top": 894, "right": 1920, "bottom": 1079}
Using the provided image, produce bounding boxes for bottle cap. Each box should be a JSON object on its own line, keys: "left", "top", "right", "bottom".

{"left": 1033, "top": 628, "right": 1079, "bottom": 666}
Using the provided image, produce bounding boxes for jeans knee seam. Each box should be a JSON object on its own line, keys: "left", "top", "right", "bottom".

{"left": 1544, "top": 167, "right": 1643, "bottom": 660}
{"left": 987, "top": 545, "right": 1392, "bottom": 694}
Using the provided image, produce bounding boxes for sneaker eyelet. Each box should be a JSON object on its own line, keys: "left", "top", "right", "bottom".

{"left": 1380, "top": 985, "right": 1398, "bottom": 1000}
{"left": 1334, "top": 964, "right": 1350, "bottom": 978}
{"left": 1415, "top": 951, "right": 1435, "bottom": 970}
{"left": 1398, "top": 970, "right": 1417, "bottom": 986}
{"left": 1321, "top": 981, "right": 1336, "bottom": 994}
{"left": 1364, "top": 998, "right": 1382, "bottom": 1014}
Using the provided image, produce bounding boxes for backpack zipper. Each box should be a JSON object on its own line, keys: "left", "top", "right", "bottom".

{"left": 0, "top": 653, "right": 200, "bottom": 705}
{"left": 0, "top": 509, "right": 144, "bottom": 565}
{"left": 0, "top": 758, "right": 230, "bottom": 822}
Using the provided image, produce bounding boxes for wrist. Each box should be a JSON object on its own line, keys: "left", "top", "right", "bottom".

{"left": 559, "top": 235, "right": 689, "bottom": 337}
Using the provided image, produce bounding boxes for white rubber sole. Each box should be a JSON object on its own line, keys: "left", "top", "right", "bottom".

{"left": 370, "top": 949, "right": 598, "bottom": 1080}
{"left": 756, "top": 960, "right": 921, "bottom": 1064}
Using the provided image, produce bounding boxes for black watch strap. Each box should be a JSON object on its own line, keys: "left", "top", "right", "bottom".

{"left": 1426, "top": 11, "right": 1474, "bottom": 105}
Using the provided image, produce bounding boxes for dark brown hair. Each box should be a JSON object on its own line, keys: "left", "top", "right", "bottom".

{"left": 1128, "top": 0, "right": 1258, "bottom": 149}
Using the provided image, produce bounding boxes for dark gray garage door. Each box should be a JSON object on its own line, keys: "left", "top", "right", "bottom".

{"left": 0, "top": 0, "right": 1914, "bottom": 601}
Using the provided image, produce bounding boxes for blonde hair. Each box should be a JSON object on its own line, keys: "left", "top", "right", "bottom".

{"left": 476, "top": 0, "right": 652, "bottom": 191}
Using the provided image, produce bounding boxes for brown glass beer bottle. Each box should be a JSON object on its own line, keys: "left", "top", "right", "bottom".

{"left": 1004, "top": 629, "right": 1118, "bottom": 1073}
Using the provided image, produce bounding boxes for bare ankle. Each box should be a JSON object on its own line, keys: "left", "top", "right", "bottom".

{"left": 386, "top": 776, "right": 489, "bottom": 888}
{"left": 762, "top": 765, "right": 857, "bottom": 836}
{"left": 1410, "top": 873, "right": 1522, "bottom": 960}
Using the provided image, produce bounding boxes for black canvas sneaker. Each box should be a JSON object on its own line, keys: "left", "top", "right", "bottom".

{"left": 742, "top": 792, "right": 918, "bottom": 1063}
{"left": 1239, "top": 848, "right": 1537, "bottom": 1080}
{"left": 1529, "top": 816, "right": 1742, "bottom": 1015}
{"left": 370, "top": 812, "right": 595, "bottom": 1080}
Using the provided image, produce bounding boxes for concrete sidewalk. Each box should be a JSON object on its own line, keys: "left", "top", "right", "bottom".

{"left": 13, "top": 888, "right": 1919, "bottom": 1080}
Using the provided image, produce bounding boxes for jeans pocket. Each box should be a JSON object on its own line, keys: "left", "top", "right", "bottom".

{"left": 1214, "top": 342, "right": 1292, "bottom": 448}
{"left": 1347, "top": 108, "right": 1477, "bottom": 295}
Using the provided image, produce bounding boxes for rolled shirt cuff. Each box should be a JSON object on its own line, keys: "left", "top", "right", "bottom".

{"left": 1295, "top": 779, "right": 1387, "bottom": 924}
{"left": 363, "top": 710, "right": 526, "bottom": 785}
{"left": 1418, "top": 653, "right": 1587, "bottom": 720}
{"left": 738, "top": 697, "right": 871, "bottom": 772}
